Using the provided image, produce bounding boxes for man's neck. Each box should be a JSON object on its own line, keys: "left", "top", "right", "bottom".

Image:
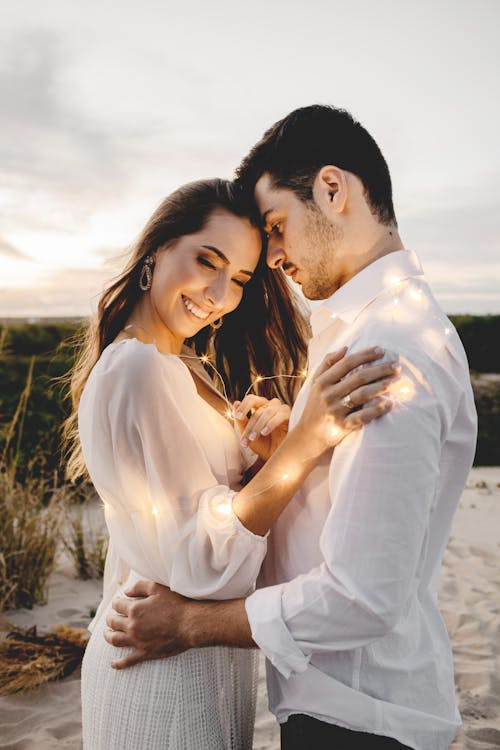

{"left": 339, "top": 225, "right": 404, "bottom": 288}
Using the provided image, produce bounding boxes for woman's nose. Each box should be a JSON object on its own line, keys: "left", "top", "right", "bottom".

{"left": 206, "top": 274, "right": 230, "bottom": 308}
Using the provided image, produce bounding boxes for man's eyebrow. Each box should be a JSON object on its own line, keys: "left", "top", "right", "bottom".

{"left": 201, "top": 245, "right": 253, "bottom": 277}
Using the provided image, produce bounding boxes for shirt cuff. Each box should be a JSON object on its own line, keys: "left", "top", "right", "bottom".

{"left": 203, "top": 487, "right": 269, "bottom": 541}
{"left": 245, "top": 583, "right": 311, "bottom": 679}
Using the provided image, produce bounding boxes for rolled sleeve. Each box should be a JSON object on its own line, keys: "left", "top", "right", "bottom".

{"left": 245, "top": 584, "right": 311, "bottom": 678}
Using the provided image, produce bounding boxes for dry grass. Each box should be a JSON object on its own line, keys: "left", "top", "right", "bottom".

{"left": 0, "top": 463, "right": 107, "bottom": 608}
{"left": 0, "top": 614, "right": 88, "bottom": 695}
{"left": 0, "top": 466, "right": 66, "bottom": 611}
{"left": 62, "top": 506, "right": 108, "bottom": 580}
{"left": 0, "top": 342, "right": 106, "bottom": 611}
{"left": 1, "top": 355, "right": 35, "bottom": 475}
{"left": 0, "top": 349, "right": 63, "bottom": 610}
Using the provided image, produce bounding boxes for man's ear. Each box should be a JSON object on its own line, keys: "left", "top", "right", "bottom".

{"left": 312, "top": 166, "right": 348, "bottom": 214}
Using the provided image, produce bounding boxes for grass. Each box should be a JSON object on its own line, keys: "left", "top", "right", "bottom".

{"left": 0, "top": 464, "right": 107, "bottom": 611}
{"left": 0, "top": 349, "right": 106, "bottom": 612}
{"left": 0, "top": 347, "right": 65, "bottom": 610}
{"left": 0, "top": 465, "right": 65, "bottom": 611}
{"left": 0, "top": 614, "right": 88, "bottom": 695}
{"left": 1, "top": 319, "right": 500, "bottom": 472}
{"left": 62, "top": 506, "right": 108, "bottom": 581}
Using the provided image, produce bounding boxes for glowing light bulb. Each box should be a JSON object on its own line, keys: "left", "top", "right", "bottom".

{"left": 391, "top": 376, "right": 416, "bottom": 402}
{"left": 444, "top": 327, "right": 451, "bottom": 336}
{"left": 301, "top": 369, "right": 308, "bottom": 377}
{"left": 255, "top": 375, "right": 263, "bottom": 383}
{"left": 389, "top": 275, "right": 402, "bottom": 287}
{"left": 200, "top": 355, "right": 209, "bottom": 363}
{"left": 331, "top": 426, "right": 340, "bottom": 438}
{"left": 103, "top": 501, "right": 110, "bottom": 511}
{"left": 217, "top": 501, "right": 232, "bottom": 515}
{"left": 152, "top": 505, "right": 159, "bottom": 516}
{"left": 409, "top": 288, "right": 423, "bottom": 302}
{"left": 225, "top": 409, "right": 233, "bottom": 419}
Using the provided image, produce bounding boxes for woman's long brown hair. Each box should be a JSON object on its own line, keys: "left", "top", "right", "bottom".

{"left": 64, "top": 178, "right": 310, "bottom": 481}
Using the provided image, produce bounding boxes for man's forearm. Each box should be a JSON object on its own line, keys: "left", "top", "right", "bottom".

{"left": 106, "top": 582, "right": 256, "bottom": 669}
{"left": 184, "top": 596, "right": 256, "bottom": 649}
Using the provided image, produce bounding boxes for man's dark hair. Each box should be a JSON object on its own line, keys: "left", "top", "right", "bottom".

{"left": 236, "top": 104, "right": 396, "bottom": 226}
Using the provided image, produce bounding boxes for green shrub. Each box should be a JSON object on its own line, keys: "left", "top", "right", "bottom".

{"left": 0, "top": 319, "right": 499, "bottom": 471}
{"left": 0, "top": 322, "right": 83, "bottom": 483}
{"left": 450, "top": 315, "right": 500, "bottom": 373}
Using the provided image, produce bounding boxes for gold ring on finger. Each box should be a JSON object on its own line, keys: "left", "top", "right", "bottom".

{"left": 341, "top": 393, "right": 356, "bottom": 410}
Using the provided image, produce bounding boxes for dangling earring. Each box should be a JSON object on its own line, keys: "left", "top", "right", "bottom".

{"left": 139, "top": 255, "right": 155, "bottom": 291}
{"left": 210, "top": 317, "right": 223, "bottom": 330}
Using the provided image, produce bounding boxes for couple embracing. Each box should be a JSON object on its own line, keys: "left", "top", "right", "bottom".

{"left": 68, "top": 105, "right": 477, "bottom": 749}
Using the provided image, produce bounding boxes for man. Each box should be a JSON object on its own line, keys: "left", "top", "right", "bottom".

{"left": 105, "top": 106, "right": 477, "bottom": 749}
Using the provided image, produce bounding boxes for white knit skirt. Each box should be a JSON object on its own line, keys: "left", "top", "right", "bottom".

{"left": 81, "top": 608, "right": 258, "bottom": 749}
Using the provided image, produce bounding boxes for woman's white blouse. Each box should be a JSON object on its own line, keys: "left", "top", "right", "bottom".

{"left": 78, "top": 338, "right": 267, "bottom": 631}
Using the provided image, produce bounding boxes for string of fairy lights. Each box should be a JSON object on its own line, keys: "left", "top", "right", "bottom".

{"left": 109, "top": 277, "right": 453, "bottom": 519}
{"left": 161, "top": 352, "right": 319, "bottom": 506}
{"left": 116, "top": 324, "right": 342, "bottom": 515}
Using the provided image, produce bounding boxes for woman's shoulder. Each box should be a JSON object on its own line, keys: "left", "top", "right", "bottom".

{"left": 92, "top": 338, "right": 196, "bottom": 396}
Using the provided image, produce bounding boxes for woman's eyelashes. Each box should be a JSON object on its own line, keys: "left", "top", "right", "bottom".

{"left": 196, "top": 255, "right": 246, "bottom": 288}
{"left": 197, "top": 256, "right": 216, "bottom": 270}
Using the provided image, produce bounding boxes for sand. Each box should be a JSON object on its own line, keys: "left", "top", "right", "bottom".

{"left": 1, "top": 467, "right": 499, "bottom": 750}
{"left": 444, "top": 468, "right": 500, "bottom": 750}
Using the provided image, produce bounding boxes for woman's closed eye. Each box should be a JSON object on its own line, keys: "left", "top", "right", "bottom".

{"left": 197, "top": 256, "right": 246, "bottom": 288}
{"left": 197, "top": 256, "right": 217, "bottom": 270}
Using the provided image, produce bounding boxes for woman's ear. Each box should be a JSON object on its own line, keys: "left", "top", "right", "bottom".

{"left": 312, "top": 165, "right": 348, "bottom": 214}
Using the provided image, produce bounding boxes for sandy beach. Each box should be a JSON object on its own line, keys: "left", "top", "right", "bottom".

{"left": 1, "top": 467, "right": 499, "bottom": 750}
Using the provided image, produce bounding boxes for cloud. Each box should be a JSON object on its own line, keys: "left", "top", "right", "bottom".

{"left": 0, "top": 265, "right": 111, "bottom": 318}
{"left": 0, "top": 29, "right": 126, "bottom": 209}
{"left": 400, "top": 199, "right": 500, "bottom": 264}
{"left": 0, "top": 238, "right": 32, "bottom": 260}
{"left": 397, "top": 182, "right": 500, "bottom": 312}
{"left": 0, "top": 26, "right": 235, "bottom": 247}
{"left": 1, "top": 8, "right": 499, "bottom": 317}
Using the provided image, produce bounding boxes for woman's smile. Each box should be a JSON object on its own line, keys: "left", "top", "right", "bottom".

{"left": 181, "top": 294, "right": 211, "bottom": 321}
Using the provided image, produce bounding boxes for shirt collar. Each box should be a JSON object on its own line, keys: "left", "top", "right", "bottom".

{"left": 310, "top": 250, "right": 424, "bottom": 337}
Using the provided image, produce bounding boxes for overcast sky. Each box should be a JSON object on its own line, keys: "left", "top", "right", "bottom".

{"left": 1, "top": 0, "right": 499, "bottom": 318}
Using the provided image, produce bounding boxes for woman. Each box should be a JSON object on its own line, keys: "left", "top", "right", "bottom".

{"left": 67, "top": 179, "right": 397, "bottom": 749}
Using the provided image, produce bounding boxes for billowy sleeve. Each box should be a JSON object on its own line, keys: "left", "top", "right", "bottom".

{"left": 86, "top": 345, "right": 267, "bottom": 600}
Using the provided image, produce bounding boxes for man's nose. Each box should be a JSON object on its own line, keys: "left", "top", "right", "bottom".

{"left": 266, "top": 237, "right": 286, "bottom": 269}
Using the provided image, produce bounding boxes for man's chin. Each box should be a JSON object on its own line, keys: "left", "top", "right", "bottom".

{"left": 301, "top": 284, "right": 323, "bottom": 301}
{"left": 302, "top": 282, "right": 338, "bottom": 301}
{"left": 290, "top": 272, "right": 337, "bottom": 300}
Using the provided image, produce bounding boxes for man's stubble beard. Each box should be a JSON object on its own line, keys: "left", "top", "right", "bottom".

{"left": 299, "top": 203, "right": 344, "bottom": 301}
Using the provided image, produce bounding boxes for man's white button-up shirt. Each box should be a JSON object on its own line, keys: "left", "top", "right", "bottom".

{"left": 245, "top": 250, "right": 477, "bottom": 750}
